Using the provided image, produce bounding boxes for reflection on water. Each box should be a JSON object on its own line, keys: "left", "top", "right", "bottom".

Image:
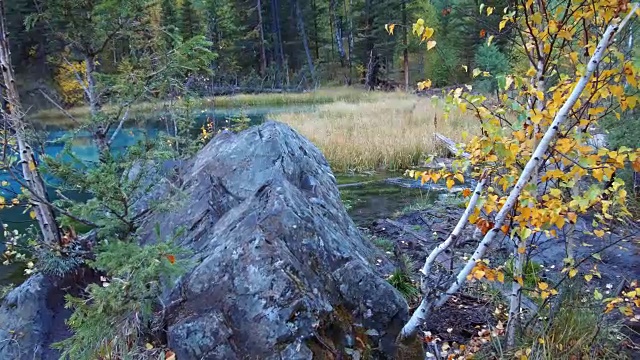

{"left": 34, "top": 105, "right": 313, "bottom": 162}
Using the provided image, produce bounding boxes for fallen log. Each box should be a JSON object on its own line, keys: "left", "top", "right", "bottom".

{"left": 434, "top": 133, "right": 470, "bottom": 159}
{"left": 383, "top": 218, "right": 431, "bottom": 244}
{"left": 337, "top": 180, "right": 381, "bottom": 189}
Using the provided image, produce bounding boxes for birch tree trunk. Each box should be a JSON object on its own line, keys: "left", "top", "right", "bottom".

{"left": 0, "top": 0, "right": 61, "bottom": 246}
{"left": 506, "top": 5, "right": 549, "bottom": 345}
{"left": 294, "top": 0, "right": 316, "bottom": 85}
{"left": 398, "top": 6, "right": 639, "bottom": 342}
{"left": 257, "top": 0, "right": 267, "bottom": 76}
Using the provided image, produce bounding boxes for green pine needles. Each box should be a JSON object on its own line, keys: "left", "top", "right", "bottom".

{"left": 52, "top": 230, "right": 190, "bottom": 359}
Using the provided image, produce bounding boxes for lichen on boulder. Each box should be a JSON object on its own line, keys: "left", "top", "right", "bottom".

{"left": 136, "top": 121, "right": 410, "bottom": 359}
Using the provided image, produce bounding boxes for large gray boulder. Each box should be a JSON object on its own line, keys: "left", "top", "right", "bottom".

{"left": 0, "top": 121, "right": 410, "bottom": 359}
{"left": 136, "top": 121, "right": 409, "bottom": 359}
{"left": 0, "top": 272, "right": 92, "bottom": 360}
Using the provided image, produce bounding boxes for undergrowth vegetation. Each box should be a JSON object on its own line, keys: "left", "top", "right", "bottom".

{"left": 477, "top": 281, "right": 635, "bottom": 360}
{"left": 52, "top": 237, "right": 190, "bottom": 359}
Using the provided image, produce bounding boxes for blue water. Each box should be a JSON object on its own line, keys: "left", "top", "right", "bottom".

{"left": 0, "top": 104, "right": 312, "bottom": 285}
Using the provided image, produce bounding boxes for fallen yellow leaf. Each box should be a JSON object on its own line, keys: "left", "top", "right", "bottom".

{"left": 569, "top": 268, "right": 578, "bottom": 278}
{"left": 538, "top": 282, "right": 549, "bottom": 290}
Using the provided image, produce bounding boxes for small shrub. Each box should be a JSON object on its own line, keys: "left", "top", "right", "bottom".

{"left": 52, "top": 231, "right": 190, "bottom": 359}
{"left": 504, "top": 258, "right": 542, "bottom": 289}
{"left": 53, "top": 59, "right": 88, "bottom": 107}
{"left": 515, "top": 285, "right": 630, "bottom": 360}
{"left": 387, "top": 255, "right": 420, "bottom": 301}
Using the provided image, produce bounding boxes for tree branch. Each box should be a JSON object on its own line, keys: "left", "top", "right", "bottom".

{"left": 400, "top": 171, "right": 488, "bottom": 339}
{"left": 37, "top": 89, "right": 82, "bottom": 125}
{"left": 108, "top": 107, "right": 129, "bottom": 145}
{"left": 397, "top": 5, "right": 639, "bottom": 341}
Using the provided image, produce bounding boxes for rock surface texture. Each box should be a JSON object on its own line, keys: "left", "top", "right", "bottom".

{"left": 134, "top": 121, "right": 409, "bottom": 359}
{"left": 0, "top": 121, "right": 409, "bottom": 360}
{"left": 0, "top": 270, "right": 98, "bottom": 360}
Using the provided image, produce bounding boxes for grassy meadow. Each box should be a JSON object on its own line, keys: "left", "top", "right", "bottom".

{"left": 31, "top": 87, "right": 480, "bottom": 173}
{"left": 31, "top": 86, "right": 381, "bottom": 124}
{"left": 273, "top": 92, "right": 480, "bottom": 172}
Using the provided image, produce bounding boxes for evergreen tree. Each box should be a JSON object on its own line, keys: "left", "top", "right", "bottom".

{"left": 205, "top": 0, "right": 242, "bottom": 77}
{"left": 161, "top": 0, "right": 179, "bottom": 39}
{"left": 180, "top": 0, "right": 201, "bottom": 40}
{"left": 473, "top": 43, "right": 509, "bottom": 93}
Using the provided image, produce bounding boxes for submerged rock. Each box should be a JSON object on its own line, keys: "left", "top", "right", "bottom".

{"left": 134, "top": 121, "right": 409, "bottom": 359}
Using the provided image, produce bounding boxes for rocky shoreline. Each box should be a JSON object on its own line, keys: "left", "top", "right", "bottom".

{"left": 362, "top": 197, "right": 640, "bottom": 357}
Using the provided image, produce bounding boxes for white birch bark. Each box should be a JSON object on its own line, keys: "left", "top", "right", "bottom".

{"left": 399, "top": 6, "right": 639, "bottom": 341}
{"left": 400, "top": 173, "right": 488, "bottom": 339}
{"left": 0, "top": 0, "right": 61, "bottom": 246}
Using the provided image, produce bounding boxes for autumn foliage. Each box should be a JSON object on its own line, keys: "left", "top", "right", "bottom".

{"left": 395, "top": 0, "right": 640, "bottom": 355}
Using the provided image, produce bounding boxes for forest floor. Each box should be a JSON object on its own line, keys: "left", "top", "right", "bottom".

{"left": 346, "top": 183, "right": 640, "bottom": 359}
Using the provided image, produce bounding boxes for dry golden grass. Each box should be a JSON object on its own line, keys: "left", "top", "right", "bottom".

{"left": 273, "top": 93, "right": 481, "bottom": 172}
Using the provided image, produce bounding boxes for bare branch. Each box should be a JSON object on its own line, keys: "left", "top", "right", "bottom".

{"left": 108, "top": 107, "right": 130, "bottom": 145}
{"left": 37, "top": 89, "right": 83, "bottom": 125}
{"left": 400, "top": 171, "right": 488, "bottom": 339}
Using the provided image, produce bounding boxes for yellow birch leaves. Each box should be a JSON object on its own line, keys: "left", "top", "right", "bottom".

{"left": 384, "top": 23, "right": 396, "bottom": 35}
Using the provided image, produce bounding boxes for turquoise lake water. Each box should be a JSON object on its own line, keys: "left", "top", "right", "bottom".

{"left": 0, "top": 105, "right": 313, "bottom": 285}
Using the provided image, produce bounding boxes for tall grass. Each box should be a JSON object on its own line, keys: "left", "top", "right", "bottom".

{"left": 273, "top": 93, "right": 480, "bottom": 172}
{"left": 209, "top": 87, "right": 384, "bottom": 108}
{"left": 477, "top": 282, "right": 635, "bottom": 360}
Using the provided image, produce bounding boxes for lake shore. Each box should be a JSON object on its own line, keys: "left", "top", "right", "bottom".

{"left": 30, "top": 86, "right": 386, "bottom": 125}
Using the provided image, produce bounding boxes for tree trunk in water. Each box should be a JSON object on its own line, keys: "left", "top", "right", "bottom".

{"left": 294, "top": 0, "right": 316, "bottom": 85}
{"left": 402, "top": 0, "right": 409, "bottom": 91}
{"left": 0, "top": 0, "right": 61, "bottom": 246}
{"left": 257, "top": 0, "right": 267, "bottom": 76}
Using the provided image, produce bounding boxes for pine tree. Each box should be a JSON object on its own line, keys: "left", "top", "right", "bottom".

{"left": 180, "top": 0, "right": 201, "bottom": 40}
{"left": 161, "top": 0, "right": 179, "bottom": 38}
